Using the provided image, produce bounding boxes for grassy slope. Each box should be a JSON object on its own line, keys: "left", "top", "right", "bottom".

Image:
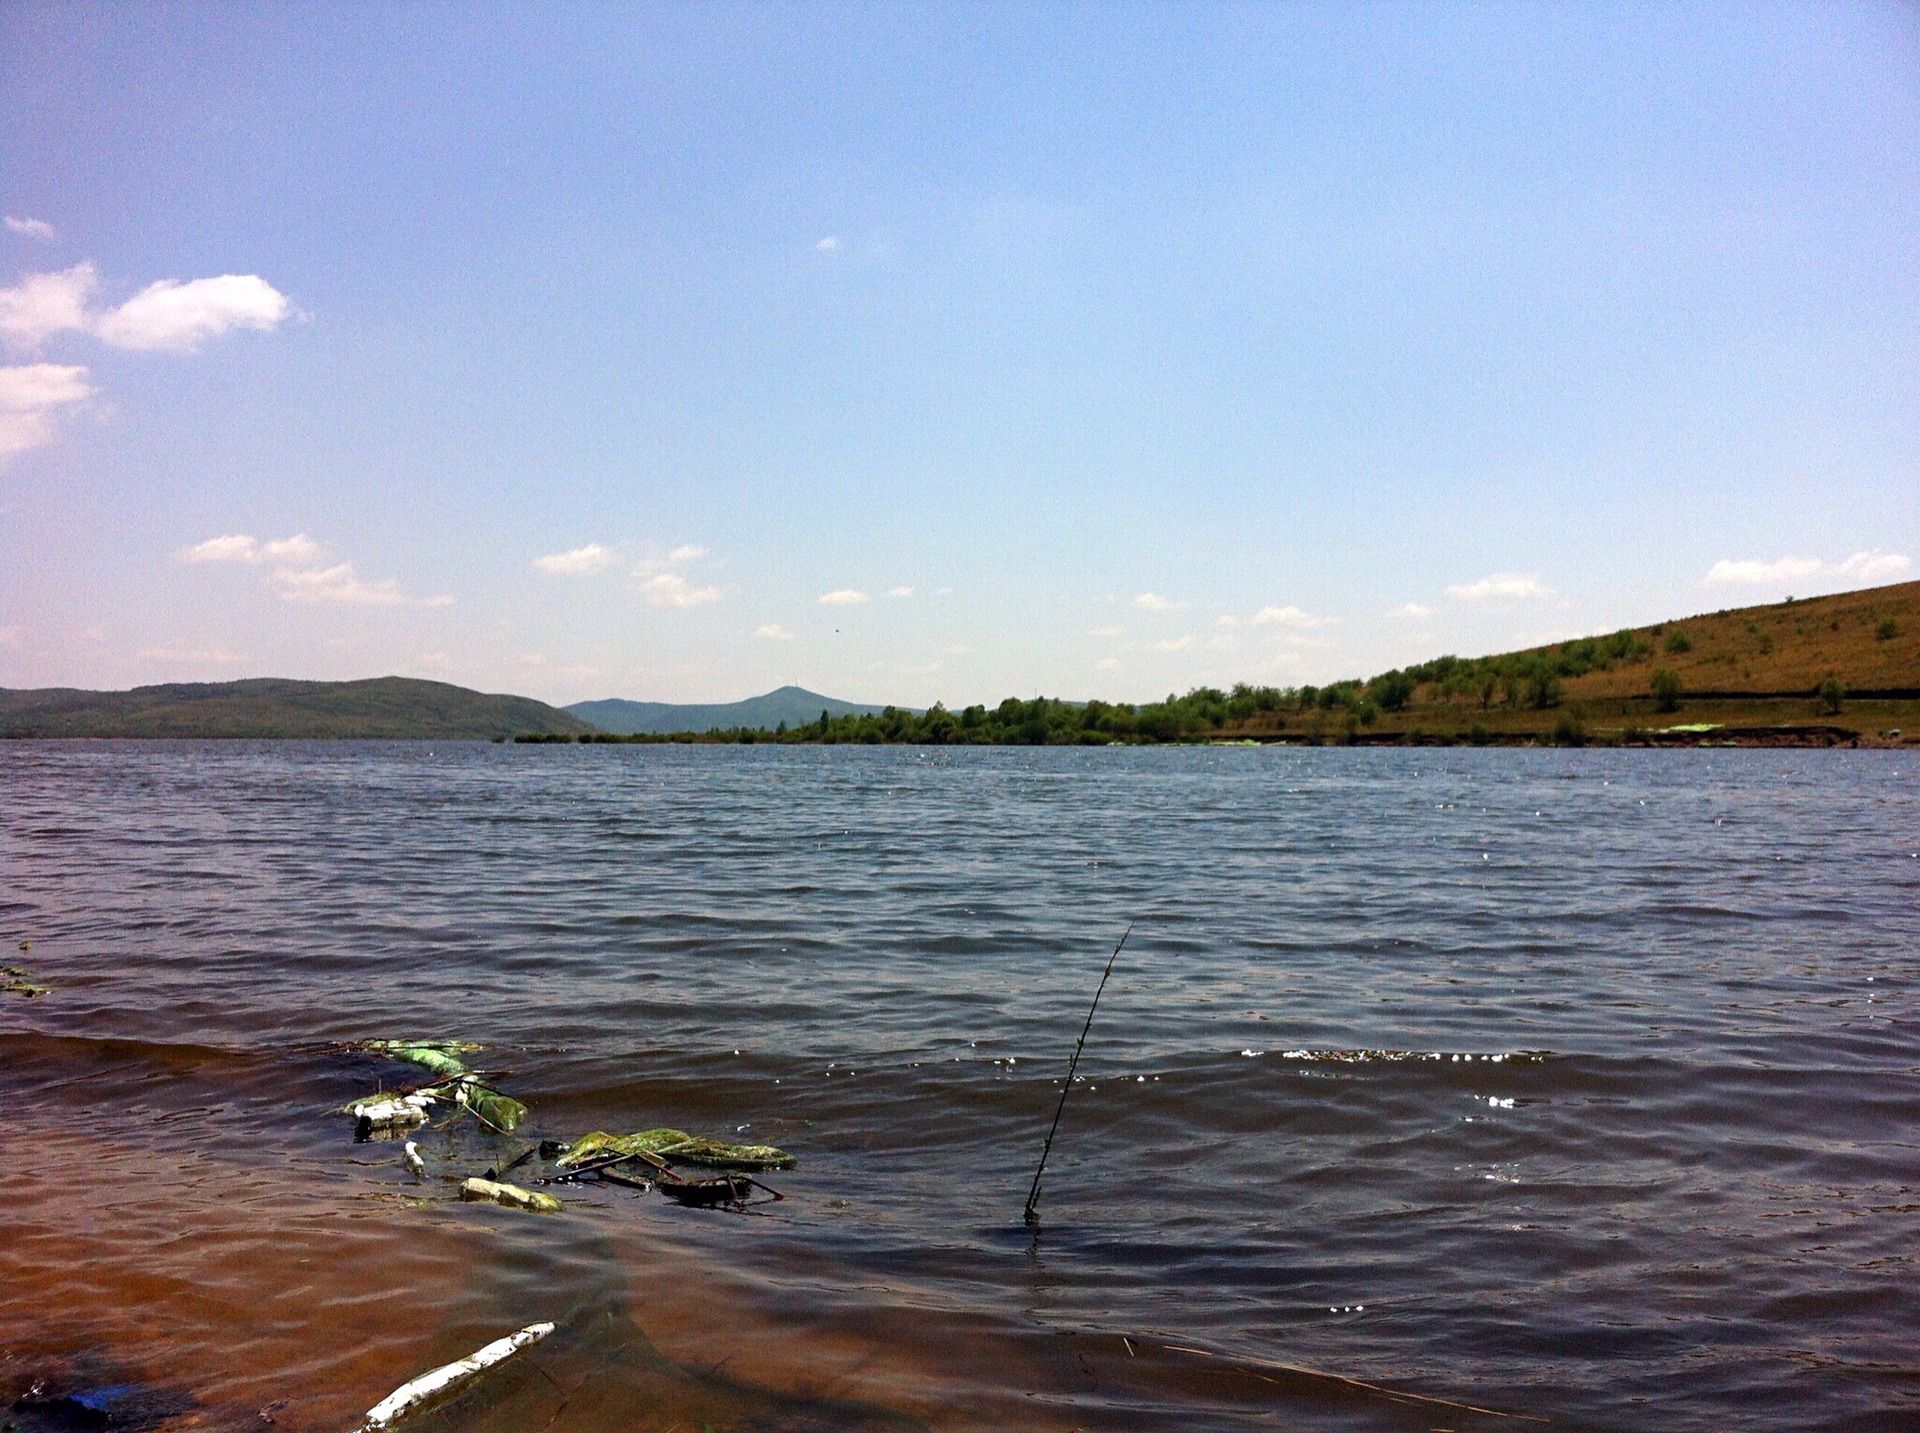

{"left": 0, "top": 677, "right": 600, "bottom": 739}
{"left": 1235, "top": 580, "right": 1920, "bottom": 744}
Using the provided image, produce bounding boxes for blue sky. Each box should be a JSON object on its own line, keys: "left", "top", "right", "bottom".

{"left": 3, "top": 2, "right": 1915, "bottom": 706}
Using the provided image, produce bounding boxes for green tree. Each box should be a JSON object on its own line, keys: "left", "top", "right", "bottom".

{"left": 1818, "top": 676, "right": 1845, "bottom": 714}
{"left": 1650, "top": 667, "right": 1683, "bottom": 713}
{"left": 1877, "top": 618, "right": 1899, "bottom": 641}
{"left": 1664, "top": 628, "right": 1692, "bottom": 654}
{"left": 1371, "top": 669, "right": 1416, "bottom": 712}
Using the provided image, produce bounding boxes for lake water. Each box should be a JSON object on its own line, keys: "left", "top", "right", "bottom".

{"left": 2, "top": 742, "right": 1916, "bottom": 1432}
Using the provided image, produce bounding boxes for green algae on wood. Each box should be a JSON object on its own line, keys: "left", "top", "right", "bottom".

{"left": 2, "top": 965, "right": 49, "bottom": 997}
{"left": 558, "top": 1128, "right": 795, "bottom": 1171}
{"left": 457, "top": 1081, "right": 529, "bottom": 1134}
{"left": 358, "top": 1040, "right": 480, "bottom": 1080}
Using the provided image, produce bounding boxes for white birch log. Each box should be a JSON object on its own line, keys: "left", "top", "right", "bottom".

{"left": 458, "top": 1177, "right": 561, "bottom": 1213}
{"left": 352, "top": 1321, "right": 554, "bottom": 1431}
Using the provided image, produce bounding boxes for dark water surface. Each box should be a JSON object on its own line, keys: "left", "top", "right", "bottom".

{"left": 3, "top": 742, "right": 1916, "bottom": 1431}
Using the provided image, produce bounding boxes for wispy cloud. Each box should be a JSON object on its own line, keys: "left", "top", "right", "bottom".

{"left": 1249, "top": 604, "right": 1333, "bottom": 628}
{"left": 1394, "top": 602, "right": 1434, "bottom": 620}
{"left": 1095, "top": 657, "right": 1120, "bottom": 671}
{"left": 1702, "top": 551, "right": 1910, "bottom": 588}
{"left": 1446, "top": 573, "right": 1551, "bottom": 603}
{"left": 886, "top": 585, "right": 914, "bottom": 598}
{"left": 1, "top": 262, "right": 293, "bottom": 353}
{"left": 639, "top": 571, "right": 722, "bottom": 607}
{"left": 271, "top": 562, "right": 408, "bottom": 606}
{"left": 666, "top": 543, "right": 708, "bottom": 563}
{"left": 4, "top": 216, "right": 57, "bottom": 242}
{"left": 1087, "top": 624, "right": 1124, "bottom": 639}
{"left": 815, "top": 236, "right": 840, "bottom": 253}
{"left": 1133, "top": 592, "right": 1185, "bottom": 611}
{"left": 534, "top": 542, "right": 613, "bottom": 575}
{"left": 179, "top": 532, "right": 447, "bottom": 607}
{"left": 819, "top": 589, "right": 869, "bottom": 606}
{"left": 755, "top": 623, "right": 795, "bottom": 640}
{"left": 0, "top": 362, "right": 94, "bottom": 459}
{"left": 1154, "top": 635, "right": 1195, "bottom": 652}
{"left": 178, "top": 533, "right": 324, "bottom": 566}
{"left": 137, "top": 644, "right": 245, "bottom": 664}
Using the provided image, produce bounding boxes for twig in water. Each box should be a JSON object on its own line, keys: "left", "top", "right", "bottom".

{"left": 1023, "top": 922, "right": 1132, "bottom": 1227}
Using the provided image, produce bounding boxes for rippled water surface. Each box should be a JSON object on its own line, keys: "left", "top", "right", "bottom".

{"left": 3, "top": 742, "right": 1917, "bottom": 1431}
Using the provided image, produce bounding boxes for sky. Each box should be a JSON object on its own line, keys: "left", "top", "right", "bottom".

{"left": 2, "top": 2, "right": 1915, "bottom": 708}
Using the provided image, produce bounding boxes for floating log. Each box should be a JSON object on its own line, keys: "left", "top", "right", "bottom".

{"left": 459, "top": 1178, "right": 561, "bottom": 1213}
{"left": 352, "top": 1321, "right": 554, "bottom": 1431}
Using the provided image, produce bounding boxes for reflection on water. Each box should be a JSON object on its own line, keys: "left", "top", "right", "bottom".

{"left": 2, "top": 742, "right": 1916, "bottom": 1431}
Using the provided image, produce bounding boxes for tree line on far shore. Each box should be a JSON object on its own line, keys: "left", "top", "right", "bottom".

{"left": 515, "top": 616, "right": 1863, "bottom": 747}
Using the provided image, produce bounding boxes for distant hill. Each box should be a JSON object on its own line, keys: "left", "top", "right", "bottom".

{"left": 0, "top": 677, "right": 598, "bottom": 739}
{"left": 567, "top": 684, "right": 907, "bottom": 735}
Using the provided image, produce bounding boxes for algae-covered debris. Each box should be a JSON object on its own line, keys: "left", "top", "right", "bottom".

{"left": 359, "top": 1040, "right": 480, "bottom": 1080}
{"left": 459, "top": 1177, "right": 561, "bottom": 1213}
{"left": 347, "top": 1041, "right": 528, "bottom": 1132}
{"left": 2, "top": 965, "right": 48, "bottom": 998}
{"left": 455, "top": 1081, "right": 528, "bottom": 1134}
{"left": 346, "top": 1092, "right": 434, "bottom": 1130}
{"left": 558, "top": 1128, "right": 795, "bottom": 1171}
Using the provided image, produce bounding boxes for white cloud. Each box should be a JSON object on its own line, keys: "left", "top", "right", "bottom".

{"left": 0, "top": 263, "right": 98, "bottom": 348}
{"left": 819, "top": 589, "right": 869, "bottom": 606}
{"left": 816, "top": 236, "right": 840, "bottom": 252}
{"left": 271, "top": 562, "right": 407, "bottom": 606}
{"left": 755, "top": 623, "right": 795, "bottom": 640}
{"left": 0, "top": 625, "right": 26, "bottom": 650}
{"left": 639, "top": 572, "right": 722, "bottom": 607}
{"left": 137, "top": 644, "right": 244, "bottom": 664}
{"left": 666, "top": 543, "right": 708, "bottom": 563}
{"left": 1446, "top": 573, "right": 1551, "bottom": 603}
{"left": 534, "top": 542, "right": 613, "bottom": 575}
{"left": 1249, "top": 604, "right": 1332, "bottom": 628}
{"left": 1215, "top": 614, "right": 1239, "bottom": 627}
{"left": 1155, "top": 636, "right": 1195, "bottom": 652}
{"left": 1087, "top": 624, "right": 1124, "bottom": 639}
{"left": 0, "top": 362, "right": 94, "bottom": 459}
{"left": 2, "top": 263, "right": 293, "bottom": 356}
{"left": 94, "top": 274, "right": 292, "bottom": 352}
{"left": 415, "top": 651, "right": 453, "bottom": 672}
{"left": 178, "top": 532, "right": 323, "bottom": 566}
{"left": 1394, "top": 602, "right": 1434, "bottom": 620}
{"left": 1133, "top": 592, "right": 1185, "bottom": 611}
{"left": 1703, "top": 551, "right": 1911, "bottom": 589}
{"left": 1836, "top": 550, "right": 1911, "bottom": 583}
{"left": 1700, "top": 556, "right": 1822, "bottom": 587}
{"left": 1095, "top": 657, "right": 1120, "bottom": 671}
{"left": 1206, "top": 633, "right": 1238, "bottom": 652}
{"left": 5, "top": 217, "right": 57, "bottom": 242}
{"left": 886, "top": 585, "right": 915, "bottom": 598}
{"left": 177, "top": 538, "right": 446, "bottom": 607}
{"left": 261, "top": 534, "right": 323, "bottom": 564}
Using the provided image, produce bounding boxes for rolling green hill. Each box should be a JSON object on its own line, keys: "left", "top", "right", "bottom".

{"left": 567, "top": 684, "right": 906, "bottom": 735}
{"left": 0, "top": 677, "right": 599, "bottom": 739}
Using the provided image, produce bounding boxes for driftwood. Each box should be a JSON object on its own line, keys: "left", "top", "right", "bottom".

{"left": 459, "top": 1177, "right": 561, "bottom": 1213}
{"left": 351, "top": 1321, "right": 554, "bottom": 1431}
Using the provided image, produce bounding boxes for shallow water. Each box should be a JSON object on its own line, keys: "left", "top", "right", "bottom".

{"left": 2, "top": 742, "right": 1916, "bottom": 1431}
